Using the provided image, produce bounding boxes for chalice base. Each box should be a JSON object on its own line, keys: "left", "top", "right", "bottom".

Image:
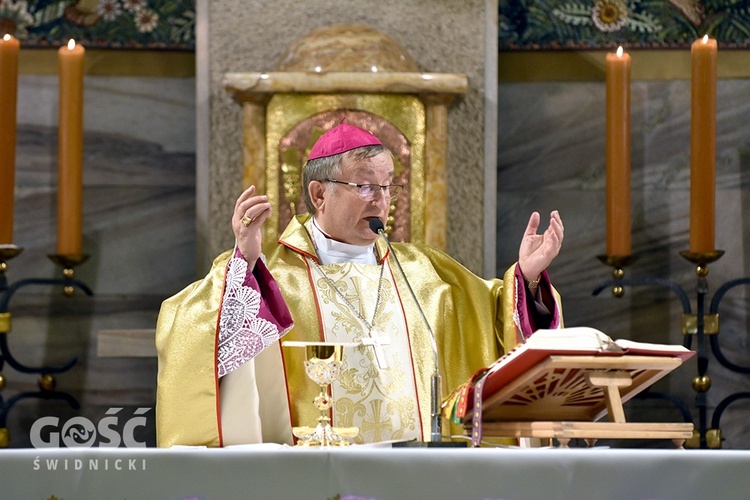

{"left": 293, "top": 421, "right": 359, "bottom": 447}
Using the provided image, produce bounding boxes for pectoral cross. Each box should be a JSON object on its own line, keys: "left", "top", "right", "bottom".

{"left": 361, "top": 329, "right": 391, "bottom": 370}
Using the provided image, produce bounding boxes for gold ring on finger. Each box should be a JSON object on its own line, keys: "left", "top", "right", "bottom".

{"left": 241, "top": 215, "right": 255, "bottom": 227}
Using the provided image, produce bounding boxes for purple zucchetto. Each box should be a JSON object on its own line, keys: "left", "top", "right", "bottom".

{"left": 307, "top": 122, "right": 382, "bottom": 161}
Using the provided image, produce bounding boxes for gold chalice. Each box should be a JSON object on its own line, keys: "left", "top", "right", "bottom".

{"left": 282, "top": 341, "right": 359, "bottom": 447}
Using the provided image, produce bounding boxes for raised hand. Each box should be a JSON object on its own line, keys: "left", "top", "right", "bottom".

{"left": 517, "top": 210, "right": 564, "bottom": 282}
{"left": 232, "top": 185, "right": 272, "bottom": 268}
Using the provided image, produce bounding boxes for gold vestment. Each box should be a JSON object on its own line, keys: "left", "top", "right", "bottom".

{"left": 156, "top": 214, "right": 562, "bottom": 447}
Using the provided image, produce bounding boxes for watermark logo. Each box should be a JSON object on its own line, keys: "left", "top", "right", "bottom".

{"left": 33, "top": 456, "right": 147, "bottom": 472}
{"left": 30, "top": 407, "right": 151, "bottom": 448}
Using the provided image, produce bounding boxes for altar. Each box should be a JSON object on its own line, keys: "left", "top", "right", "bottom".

{"left": 2, "top": 445, "right": 749, "bottom": 499}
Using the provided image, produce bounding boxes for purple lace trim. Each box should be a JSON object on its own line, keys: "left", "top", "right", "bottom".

{"left": 217, "top": 254, "right": 285, "bottom": 377}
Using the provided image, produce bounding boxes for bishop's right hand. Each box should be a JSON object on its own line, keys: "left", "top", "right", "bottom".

{"left": 233, "top": 185, "right": 272, "bottom": 268}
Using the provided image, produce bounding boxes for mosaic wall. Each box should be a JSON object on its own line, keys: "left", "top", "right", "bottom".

{"left": 8, "top": 1, "right": 747, "bottom": 53}
{"left": 499, "top": 0, "right": 750, "bottom": 50}
{"left": 0, "top": 0, "right": 194, "bottom": 49}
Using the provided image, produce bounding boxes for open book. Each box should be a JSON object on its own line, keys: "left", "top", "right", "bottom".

{"left": 452, "top": 326, "right": 694, "bottom": 422}
{"left": 517, "top": 326, "right": 693, "bottom": 359}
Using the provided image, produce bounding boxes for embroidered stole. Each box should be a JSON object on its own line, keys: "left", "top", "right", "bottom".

{"left": 312, "top": 260, "right": 422, "bottom": 443}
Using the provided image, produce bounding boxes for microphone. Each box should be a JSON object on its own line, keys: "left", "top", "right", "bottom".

{"left": 369, "top": 218, "right": 443, "bottom": 443}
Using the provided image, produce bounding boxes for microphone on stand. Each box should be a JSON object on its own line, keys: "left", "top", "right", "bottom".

{"left": 369, "top": 218, "right": 443, "bottom": 444}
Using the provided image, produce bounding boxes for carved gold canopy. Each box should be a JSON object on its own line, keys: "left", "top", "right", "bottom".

{"left": 224, "top": 24, "right": 466, "bottom": 249}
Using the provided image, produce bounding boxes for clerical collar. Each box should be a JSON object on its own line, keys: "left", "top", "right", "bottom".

{"left": 311, "top": 217, "right": 377, "bottom": 265}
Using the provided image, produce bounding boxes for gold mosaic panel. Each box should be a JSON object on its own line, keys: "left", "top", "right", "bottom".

{"left": 264, "top": 94, "right": 425, "bottom": 245}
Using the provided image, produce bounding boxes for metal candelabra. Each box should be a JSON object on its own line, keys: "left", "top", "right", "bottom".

{"left": 594, "top": 250, "right": 750, "bottom": 448}
{"left": 0, "top": 245, "right": 92, "bottom": 447}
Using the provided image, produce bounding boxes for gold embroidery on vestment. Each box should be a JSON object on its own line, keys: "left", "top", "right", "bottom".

{"left": 313, "top": 261, "right": 420, "bottom": 444}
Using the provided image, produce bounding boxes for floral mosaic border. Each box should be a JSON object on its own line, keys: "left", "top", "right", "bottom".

{"left": 0, "top": 0, "right": 194, "bottom": 50}
{"left": 3, "top": 1, "right": 745, "bottom": 54}
{"left": 499, "top": 0, "right": 750, "bottom": 51}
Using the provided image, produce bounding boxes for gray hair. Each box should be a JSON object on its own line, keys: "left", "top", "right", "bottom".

{"left": 302, "top": 145, "right": 389, "bottom": 215}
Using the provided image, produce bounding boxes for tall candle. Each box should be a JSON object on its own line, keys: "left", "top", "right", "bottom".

{"left": 689, "top": 35, "right": 717, "bottom": 254}
{"left": 57, "top": 39, "right": 85, "bottom": 255}
{"left": 605, "top": 46, "right": 632, "bottom": 256}
{"left": 0, "top": 34, "right": 20, "bottom": 245}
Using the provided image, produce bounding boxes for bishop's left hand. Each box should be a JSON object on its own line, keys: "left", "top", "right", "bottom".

{"left": 517, "top": 210, "right": 564, "bottom": 281}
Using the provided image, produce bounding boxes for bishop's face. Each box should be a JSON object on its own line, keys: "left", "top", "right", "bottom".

{"left": 312, "top": 151, "right": 394, "bottom": 246}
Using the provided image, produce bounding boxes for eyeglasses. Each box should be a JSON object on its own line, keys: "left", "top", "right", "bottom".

{"left": 323, "top": 179, "right": 403, "bottom": 201}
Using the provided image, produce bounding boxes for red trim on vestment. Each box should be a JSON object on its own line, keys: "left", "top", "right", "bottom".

{"left": 276, "top": 340, "right": 295, "bottom": 445}
{"left": 304, "top": 260, "right": 327, "bottom": 344}
{"left": 279, "top": 239, "right": 319, "bottom": 263}
{"left": 377, "top": 245, "right": 390, "bottom": 264}
{"left": 304, "top": 257, "right": 334, "bottom": 430}
{"left": 385, "top": 259, "right": 426, "bottom": 441}
{"left": 213, "top": 259, "right": 231, "bottom": 448}
{"left": 513, "top": 271, "right": 524, "bottom": 345}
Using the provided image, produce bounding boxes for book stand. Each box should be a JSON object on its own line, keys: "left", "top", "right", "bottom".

{"left": 463, "top": 355, "right": 694, "bottom": 448}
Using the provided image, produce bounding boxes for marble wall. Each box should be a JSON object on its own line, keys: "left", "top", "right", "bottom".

{"left": 2, "top": 75, "right": 195, "bottom": 447}
{"left": 496, "top": 79, "right": 750, "bottom": 448}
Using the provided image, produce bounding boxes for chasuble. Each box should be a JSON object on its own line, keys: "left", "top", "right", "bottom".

{"left": 156, "top": 214, "right": 562, "bottom": 447}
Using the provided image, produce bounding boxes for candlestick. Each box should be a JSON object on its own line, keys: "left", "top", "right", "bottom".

{"left": 0, "top": 34, "right": 19, "bottom": 245}
{"left": 48, "top": 253, "right": 90, "bottom": 296}
{"left": 0, "top": 254, "right": 91, "bottom": 447}
{"left": 593, "top": 248, "right": 750, "bottom": 448}
{"left": 57, "top": 39, "right": 85, "bottom": 256}
{"left": 605, "top": 46, "right": 632, "bottom": 257}
{"left": 689, "top": 35, "right": 717, "bottom": 254}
